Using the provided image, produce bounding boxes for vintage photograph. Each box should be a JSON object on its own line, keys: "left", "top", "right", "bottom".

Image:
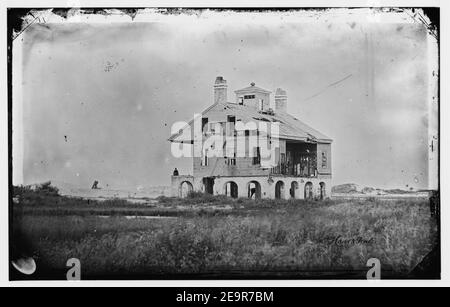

{"left": 8, "top": 7, "right": 440, "bottom": 280}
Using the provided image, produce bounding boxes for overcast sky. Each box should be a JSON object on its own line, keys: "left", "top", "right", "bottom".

{"left": 15, "top": 9, "right": 436, "bottom": 190}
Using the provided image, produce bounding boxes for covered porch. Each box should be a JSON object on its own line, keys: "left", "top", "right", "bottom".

{"left": 270, "top": 141, "right": 318, "bottom": 177}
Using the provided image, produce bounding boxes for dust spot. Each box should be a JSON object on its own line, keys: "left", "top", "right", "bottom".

{"left": 104, "top": 60, "right": 119, "bottom": 72}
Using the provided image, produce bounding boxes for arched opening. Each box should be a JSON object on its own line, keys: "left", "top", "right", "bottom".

{"left": 304, "top": 182, "right": 313, "bottom": 200}
{"left": 202, "top": 177, "right": 214, "bottom": 195}
{"left": 319, "top": 182, "right": 326, "bottom": 200}
{"left": 179, "top": 181, "right": 193, "bottom": 198}
{"left": 224, "top": 181, "right": 239, "bottom": 198}
{"left": 247, "top": 181, "right": 261, "bottom": 199}
{"left": 290, "top": 181, "right": 299, "bottom": 199}
{"left": 275, "top": 181, "right": 285, "bottom": 199}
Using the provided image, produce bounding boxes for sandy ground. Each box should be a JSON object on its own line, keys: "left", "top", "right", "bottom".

{"left": 50, "top": 180, "right": 430, "bottom": 204}
{"left": 51, "top": 180, "right": 170, "bottom": 203}
{"left": 332, "top": 192, "right": 430, "bottom": 200}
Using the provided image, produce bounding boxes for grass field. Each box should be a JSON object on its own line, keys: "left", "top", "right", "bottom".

{"left": 11, "top": 184, "right": 438, "bottom": 279}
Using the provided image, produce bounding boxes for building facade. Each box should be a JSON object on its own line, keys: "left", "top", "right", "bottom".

{"left": 169, "top": 77, "right": 333, "bottom": 200}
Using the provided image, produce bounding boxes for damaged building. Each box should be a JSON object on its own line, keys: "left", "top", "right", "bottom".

{"left": 168, "top": 77, "right": 332, "bottom": 200}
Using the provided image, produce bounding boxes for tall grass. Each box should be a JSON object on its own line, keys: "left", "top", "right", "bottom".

{"left": 12, "top": 190, "right": 437, "bottom": 278}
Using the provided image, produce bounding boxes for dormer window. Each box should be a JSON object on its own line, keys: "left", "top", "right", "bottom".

{"left": 234, "top": 82, "right": 271, "bottom": 109}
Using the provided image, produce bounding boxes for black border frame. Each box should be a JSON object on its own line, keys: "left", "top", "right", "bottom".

{"left": 6, "top": 7, "right": 441, "bottom": 281}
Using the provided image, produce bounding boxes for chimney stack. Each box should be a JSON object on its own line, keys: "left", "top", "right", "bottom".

{"left": 214, "top": 76, "right": 228, "bottom": 104}
{"left": 274, "top": 88, "right": 287, "bottom": 112}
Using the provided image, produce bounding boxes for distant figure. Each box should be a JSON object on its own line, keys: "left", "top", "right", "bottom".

{"left": 173, "top": 168, "right": 179, "bottom": 176}
{"left": 91, "top": 180, "right": 99, "bottom": 189}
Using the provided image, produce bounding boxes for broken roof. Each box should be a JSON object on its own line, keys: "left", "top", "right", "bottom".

{"left": 168, "top": 102, "right": 332, "bottom": 144}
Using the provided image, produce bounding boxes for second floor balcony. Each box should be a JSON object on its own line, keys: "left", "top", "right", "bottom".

{"left": 270, "top": 153, "right": 318, "bottom": 177}
{"left": 270, "top": 163, "right": 318, "bottom": 177}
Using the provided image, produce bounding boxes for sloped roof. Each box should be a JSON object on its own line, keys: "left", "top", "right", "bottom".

{"left": 168, "top": 102, "right": 332, "bottom": 143}
{"left": 234, "top": 84, "right": 271, "bottom": 94}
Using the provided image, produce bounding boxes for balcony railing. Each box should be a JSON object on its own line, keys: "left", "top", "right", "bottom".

{"left": 270, "top": 162, "right": 318, "bottom": 177}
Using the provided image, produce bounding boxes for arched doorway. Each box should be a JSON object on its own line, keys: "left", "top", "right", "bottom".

{"left": 202, "top": 177, "right": 214, "bottom": 194}
{"left": 290, "top": 181, "right": 299, "bottom": 199}
{"left": 179, "top": 181, "right": 193, "bottom": 198}
{"left": 319, "top": 182, "right": 326, "bottom": 200}
{"left": 275, "top": 181, "right": 285, "bottom": 199}
{"left": 247, "top": 181, "right": 261, "bottom": 199}
{"left": 224, "top": 181, "right": 239, "bottom": 198}
{"left": 304, "top": 182, "right": 313, "bottom": 200}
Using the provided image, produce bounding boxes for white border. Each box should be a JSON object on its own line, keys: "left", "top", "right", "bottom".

{"left": 1, "top": 0, "right": 448, "bottom": 287}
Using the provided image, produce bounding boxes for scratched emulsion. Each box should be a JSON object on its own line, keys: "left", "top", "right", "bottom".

{"left": 12, "top": 8, "right": 438, "bottom": 191}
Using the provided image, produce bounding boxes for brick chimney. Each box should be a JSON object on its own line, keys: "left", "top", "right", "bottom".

{"left": 274, "top": 88, "right": 287, "bottom": 113}
{"left": 214, "top": 76, "right": 228, "bottom": 104}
